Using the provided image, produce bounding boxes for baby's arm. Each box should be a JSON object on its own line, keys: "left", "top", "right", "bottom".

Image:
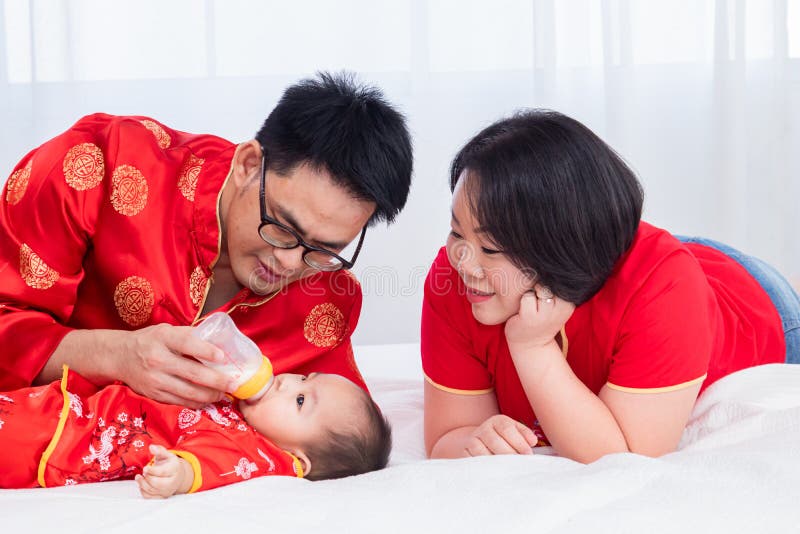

{"left": 135, "top": 444, "right": 194, "bottom": 499}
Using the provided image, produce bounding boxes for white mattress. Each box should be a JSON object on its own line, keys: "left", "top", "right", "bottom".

{"left": 4, "top": 343, "right": 800, "bottom": 533}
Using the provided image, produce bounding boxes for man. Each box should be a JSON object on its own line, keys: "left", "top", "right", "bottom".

{"left": 0, "top": 72, "right": 413, "bottom": 408}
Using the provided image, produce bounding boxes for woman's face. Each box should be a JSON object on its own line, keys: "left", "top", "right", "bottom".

{"left": 446, "top": 173, "right": 536, "bottom": 325}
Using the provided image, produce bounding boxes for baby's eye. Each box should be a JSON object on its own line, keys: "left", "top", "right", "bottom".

{"left": 296, "top": 394, "right": 305, "bottom": 408}
{"left": 449, "top": 230, "right": 463, "bottom": 240}
{"left": 481, "top": 247, "right": 501, "bottom": 255}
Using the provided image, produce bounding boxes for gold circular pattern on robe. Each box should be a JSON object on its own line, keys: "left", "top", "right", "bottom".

{"left": 110, "top": 165, "right": 148, "bottom": 216}
{"left": 19, "top": 244, "right": 60, "bottom": 290}
{"left": 63, "top": 143, "right": 105, "bottom": 191}
{"left": 114, "top": 276, "right": 155, "bottom": 327}
{"left": 140, "top": 120, "right": 171, "bottom": 149}
{"left": 178, "top": 154, "right": 204, "bottom": 202}
{"left": 303, "top": 302, "right": 346, "bottom": 348}
{"left": 6, "top": 159, "right": 33, "bottom": 205}
{"left": 189, "top": 266, "right": 208, "bottom": 307}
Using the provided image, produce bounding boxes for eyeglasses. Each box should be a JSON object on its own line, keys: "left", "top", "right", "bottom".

{"left": 257, "top": 148, "right": 366, "bottom": 272}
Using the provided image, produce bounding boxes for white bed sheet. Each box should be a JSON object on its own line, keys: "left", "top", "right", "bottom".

{"left": 3, "top": 343, "right": 800, "bottom": 533}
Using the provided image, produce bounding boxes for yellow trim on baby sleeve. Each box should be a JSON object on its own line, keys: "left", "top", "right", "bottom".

{"left": 606, "top": 374, "right": 707, "bottom": 394}
{"left": 170, "top": 450, "right": 203, "bottom": 494}
{"left": 423, "top": 374, "right": 494, "bottom": 395}
{"left": 37, "top": 365, "right": 72, "bottom": 488}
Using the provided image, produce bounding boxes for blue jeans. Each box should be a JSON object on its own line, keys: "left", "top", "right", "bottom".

{"left": 675, "top": 236, "right": 800, "bottom": 364}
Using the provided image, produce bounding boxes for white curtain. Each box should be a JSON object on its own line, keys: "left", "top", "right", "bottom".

{"left": 2, "top": 0, "right": 799, "bottom": 344}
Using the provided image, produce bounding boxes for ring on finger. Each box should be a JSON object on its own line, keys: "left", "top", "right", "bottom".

{"left": 537, "top": 286, "right": 554, "bottom": 302}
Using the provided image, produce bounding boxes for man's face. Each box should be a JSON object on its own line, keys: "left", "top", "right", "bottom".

{"left": 224, "top": 146, "right": 375, "bottom": 294}
{"left": 239, "top": 372, "right": 366, "bottom": 452}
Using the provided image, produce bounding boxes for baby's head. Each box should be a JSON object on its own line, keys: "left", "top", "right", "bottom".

{"left": 238, "top": 372, "right": 391, "bottom": 480}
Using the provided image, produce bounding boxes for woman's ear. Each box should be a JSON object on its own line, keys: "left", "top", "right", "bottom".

{"left": 231, "top": 140, "right": 263, "bottom": 189}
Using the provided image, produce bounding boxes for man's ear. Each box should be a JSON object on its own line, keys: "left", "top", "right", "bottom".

{"left": 291, "top": 449, "right": 312, "bottom": 478}
{"left": 231, "top": 140, "right": 262, "bottom": 189}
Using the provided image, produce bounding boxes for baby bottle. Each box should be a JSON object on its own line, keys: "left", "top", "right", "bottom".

{"left": 192, "top": 312, "right": 274, "bottom": 401}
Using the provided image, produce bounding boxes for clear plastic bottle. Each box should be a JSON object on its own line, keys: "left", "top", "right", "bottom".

{"left": 192, "top": 312, "right": 274, "bottom": 401}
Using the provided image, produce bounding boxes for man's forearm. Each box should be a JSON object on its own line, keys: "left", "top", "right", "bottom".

{"left": 35, "top": 329, "right": 125, "bottom": 385}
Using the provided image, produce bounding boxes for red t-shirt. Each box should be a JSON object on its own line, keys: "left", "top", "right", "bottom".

{"left": 421, "top": 221, "right": 785, "bottom": 430}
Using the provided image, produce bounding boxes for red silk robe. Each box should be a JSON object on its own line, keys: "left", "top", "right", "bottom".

{"left": 0, "top": 114, "right": 364, "bottom": 390}
{"left": 0, "top": 367, "right": 301, "bottom": 490}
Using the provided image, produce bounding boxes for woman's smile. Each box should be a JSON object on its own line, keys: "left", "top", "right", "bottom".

{"left": 465, "top": 286, "right": 494, "bottom": 303}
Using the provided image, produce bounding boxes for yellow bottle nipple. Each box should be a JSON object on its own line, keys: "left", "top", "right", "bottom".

{"left": 232, "top": 356, "right": 274, "bottom": 400}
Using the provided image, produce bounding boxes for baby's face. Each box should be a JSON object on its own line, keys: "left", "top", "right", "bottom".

{"left": 239, "top": 372, "right": 365, "bottom": 451}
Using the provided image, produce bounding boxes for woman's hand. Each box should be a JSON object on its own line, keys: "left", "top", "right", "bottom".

{"left": 505, "top": 287, "right": 575, "bottom": 354}
{"left": 463, "top": 414, "right": 538, "bottom": 456}
{"left": 135, "top": 445, "right": 193, "bottom": 499}
{"left": 114, "top": 324, "right": 231, "bottom": 408}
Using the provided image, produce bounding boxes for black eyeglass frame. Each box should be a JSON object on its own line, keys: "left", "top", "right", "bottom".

{"left": 257, "top": 147, "right": 367, "bottom": 272}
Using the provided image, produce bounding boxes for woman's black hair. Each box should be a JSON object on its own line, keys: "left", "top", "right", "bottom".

{"left": 450, "top": 110, "right": 644, "bottom": 304}
{"left": 256, "top": 71, "right": 413, "bottom": 225}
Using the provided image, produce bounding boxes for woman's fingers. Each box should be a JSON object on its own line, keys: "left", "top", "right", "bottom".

{"left": 465, "top": 415, "right": 537, "bottom": 456}
{"left": 494, "top": 420, "right": 535, "bottom": 454}
{"left": 477, "top": 431, "right": 518, "bottom": 455}
{"left": 516, "top": 421, "right": 539, "bottom": 447}
{"left": 464, "top": 438, "right": 491, "bottom": 457}
{"left": 534, "top": 285, "right": 554, "bottom": 302}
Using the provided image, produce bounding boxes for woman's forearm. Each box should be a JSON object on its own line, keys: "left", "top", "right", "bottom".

{"left": 510, "top": 341, "right": 629, "bottom": 463}
{"left": 429, "top": 426, "right": 479, "bottom": 459}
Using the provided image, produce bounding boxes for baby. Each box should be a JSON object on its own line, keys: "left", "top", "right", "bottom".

{"left": 0, "top": 366, "right": 391, "bottom": 497}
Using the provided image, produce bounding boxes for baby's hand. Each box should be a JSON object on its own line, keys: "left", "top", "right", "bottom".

{"left": 135, "top": 444, "right": 188, "bottom": 499}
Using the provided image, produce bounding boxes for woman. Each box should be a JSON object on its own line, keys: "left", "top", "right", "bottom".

{"left": 422, "top": 110, "right": 800, "bottom": 463}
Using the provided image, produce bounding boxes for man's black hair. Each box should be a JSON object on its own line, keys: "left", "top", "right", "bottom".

{"left": 256, "top": 72, "right": 413, "bottom": 225}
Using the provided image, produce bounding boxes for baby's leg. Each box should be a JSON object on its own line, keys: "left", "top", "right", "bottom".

{"left": 0, "top": 381, "right": 64, "bottom": 488}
